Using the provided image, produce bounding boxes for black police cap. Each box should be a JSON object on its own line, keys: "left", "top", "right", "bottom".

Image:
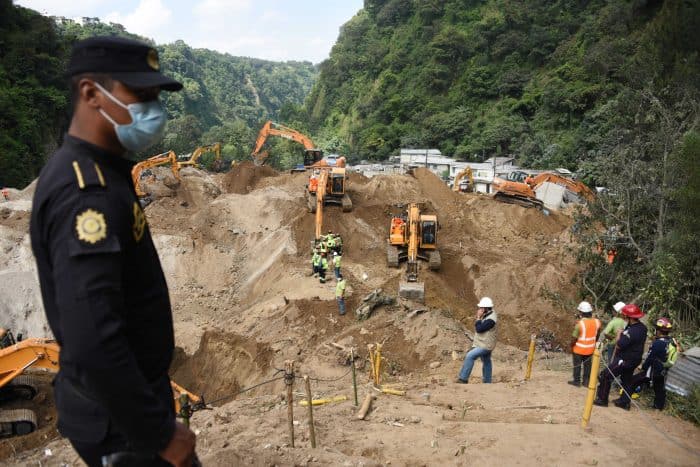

{"left": 67, "top": 36, "right": 183, "bottom": 91}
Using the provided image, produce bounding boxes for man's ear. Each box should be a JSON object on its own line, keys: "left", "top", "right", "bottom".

{"left": 79, "top": 79, "right": 100, "bottom": 108}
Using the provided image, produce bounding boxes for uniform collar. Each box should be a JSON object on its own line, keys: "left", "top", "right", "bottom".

{"left": 63, "top": 134, "right": 136, "bottom": 174}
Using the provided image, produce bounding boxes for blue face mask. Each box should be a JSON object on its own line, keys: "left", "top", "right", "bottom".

{"left": 94, "top": 82, "right": 167, "bottom": 152}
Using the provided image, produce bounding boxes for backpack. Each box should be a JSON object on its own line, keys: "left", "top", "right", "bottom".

{"left": 664, "top": 338, "right": 680, "bottom": 368}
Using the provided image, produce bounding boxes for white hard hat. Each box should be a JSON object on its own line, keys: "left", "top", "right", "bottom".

{"left": 613, "top": 301, "right": 626, "bottom": 313}
{"left": 577, "top": 301, "right": 593, "bottom": 314}
{"left": 477, "top": 297, "right": 494, "bottom": 308}
{"left": 332, "top": 251, "right": 338, "bottom": 256}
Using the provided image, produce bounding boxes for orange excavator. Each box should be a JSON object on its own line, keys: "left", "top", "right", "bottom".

{"left": 387, "top": 203, "right": 440, "bottom": 302}
{"left": 307, "top": 156, "right": 352, "bottom": 220}
{"left": 178, "top": 143, "right": 222, "bottom": 170}
{"left": 131, "top": 150, "right": 181, "bottom": 198}
{"left": 0, "top": 328, "right": 203, "bottom": 438}
{"left": 250, "top": 120, "right": 323, "bottom": 169}
{"left": 492, "top": 171, "right": 594, "bottom": 209}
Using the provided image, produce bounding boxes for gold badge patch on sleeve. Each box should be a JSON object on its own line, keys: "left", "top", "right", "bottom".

{"left": 75, "top": 209, "right": 107, "bottom": 244}
{"left": 132, "top": 202, "right": 147, "bottom": 242}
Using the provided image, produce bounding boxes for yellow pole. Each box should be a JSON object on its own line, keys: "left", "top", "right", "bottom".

{"left": 375, "top": 344, "right": 382, "bottom": 386}
{"left": 525, "top": 334, "right": 536, "bottom": 380}
{"left": 367, "top": 344, "right": 375, "bottom": 383}
{"left": 581, "top": 344, "right": 601, "bottom": 428}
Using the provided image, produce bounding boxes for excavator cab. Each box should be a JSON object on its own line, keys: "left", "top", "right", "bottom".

{"left": 420, "top": 218, "right": 437, "bottom": 247}
{"left": 330, "top": 170, "right": 345, "bottom": 196}
{"left": 303, "top": 149, "right": 323, "bottom": 167}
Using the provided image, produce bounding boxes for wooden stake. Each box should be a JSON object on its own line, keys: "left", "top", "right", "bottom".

{"left": 351, "top": 348, "right": 358, "bottom": 406}
{"left": 303, "top": 376, "right": 316, "bottom": 448}
{"left": 285, "top": 360, "right": 295, "bottom": 448}
{"left": 357, "top": 393, "right": 374, "bottom": 420}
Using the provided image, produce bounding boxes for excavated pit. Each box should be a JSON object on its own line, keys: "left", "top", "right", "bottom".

{"left": 170, "top": 331, "right": 274, "bottom": 405}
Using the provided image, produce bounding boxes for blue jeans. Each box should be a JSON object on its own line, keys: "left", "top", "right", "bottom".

{"left": 337, "top": 297, "right": 346, "bottom": 315}
{"left": 459, "top": 347, "right": 492, "bottom": 383}
{"left": 335, "top": 267, "right": 340, "bottom": 279}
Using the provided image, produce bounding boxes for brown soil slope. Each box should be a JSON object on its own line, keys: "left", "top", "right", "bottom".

{"left": 3, "top": 166, "right": 697, "bottom": 466}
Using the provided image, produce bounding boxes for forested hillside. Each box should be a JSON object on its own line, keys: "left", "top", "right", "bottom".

{"left": 305, "top": 0, "right": 700, "bottom": 338}
{"left": 307, "top": 0, "right": 698, "bottom": 168}
{"left": 0, "top": 0, "right": 317, "bottom": 188}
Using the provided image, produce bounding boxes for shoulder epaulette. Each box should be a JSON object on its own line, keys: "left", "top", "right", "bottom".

{"left": 72, "top": 160, "right": 107, "bottom": 190}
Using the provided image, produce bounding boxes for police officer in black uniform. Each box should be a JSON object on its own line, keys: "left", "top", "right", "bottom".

{"left": 30, "top": 36, "right": 196, "bottom": 467}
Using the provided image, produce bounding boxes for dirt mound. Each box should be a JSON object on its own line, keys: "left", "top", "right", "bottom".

{"left": 6, "top": 164, "right": 700, "bottom": 467}
{"left": 223, "top": 161, "right": 278, "bottom": 194}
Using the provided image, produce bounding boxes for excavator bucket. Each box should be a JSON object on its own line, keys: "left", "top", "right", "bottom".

{"left": 399, "top": 281, "right": 425, "bottom": 303}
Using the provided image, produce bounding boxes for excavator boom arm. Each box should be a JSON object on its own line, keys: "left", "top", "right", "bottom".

{"left": 131, "top": 151, "right": 181, "bottom": 198}
{"left": 180, "top": 143, "right": 222, "bottom": 168}
{"left": 0, "top": 338, "right": 60, "bottom": 388}
{"left": 251, "top": 121, "right": 319, "bottom": 166}
{"left": 529, "top": 173, "right": 595, "bottom": 201}
{"left": 314, "top": 170, "right": 328, "bottom": 239}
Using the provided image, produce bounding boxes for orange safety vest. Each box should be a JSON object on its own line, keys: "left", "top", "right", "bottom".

{"left": 573, "top": 318, "right": 601, "bottom": 355}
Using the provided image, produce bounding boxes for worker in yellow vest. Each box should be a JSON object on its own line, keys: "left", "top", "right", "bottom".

{"left": 326, "top": 231, "right": 336, "bottom": 251}
{"left": 569, "top": 301, "right": 601, "bottom": 387}
{"left": 319, "top": 253, "right": 329, "bottom": 284}
{"left": 311, "top": 249, "right": 321, "bottom": 277}
{"left": 335, "top": 273, "right": 346, "bottom": 315}
{"left": 332, "top": 251, "right": 341, "bottom": 279}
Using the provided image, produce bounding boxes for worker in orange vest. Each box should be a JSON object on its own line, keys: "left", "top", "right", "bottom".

{"left": 568, "top": 301, "right": 601, "bottom": 387}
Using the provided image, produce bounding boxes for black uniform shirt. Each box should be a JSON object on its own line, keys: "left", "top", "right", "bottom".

{"left": 616, "top": 321, "right": 647, "bottom": 367}
{"left": 30, "top": 134, "right": 175, "bottom": 451}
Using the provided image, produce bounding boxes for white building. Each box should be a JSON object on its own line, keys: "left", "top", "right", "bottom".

{"left": 399, "top": 149, "right": 453, "bottom": 178}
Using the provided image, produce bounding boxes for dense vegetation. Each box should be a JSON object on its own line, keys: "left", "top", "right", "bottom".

{"left": 306, "top": 0, "right": 697, "bottom": 166}
{"left": 0, "top": 0, "right": 70, "bottom": 187}
{"left": 304, "top": 0, "right": 700, "bottom": 345}
{"left": 0, "top": 0, "right": 317, "bottom": 187}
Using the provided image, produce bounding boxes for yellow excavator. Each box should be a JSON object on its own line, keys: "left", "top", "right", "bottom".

{"left": 178, "top": 143, "right": 223, "bottom": 170}
{"left": 453, "top": 167, "right": 474, "bottom": 193}
{"left": 131, "top": 150, "right": 181, "bottom": 198}
{"left": 387, "top": 203, "right": 440, "bottom": 302}
{"left": 0, "top": 328, "right": 203, "bottom": 438}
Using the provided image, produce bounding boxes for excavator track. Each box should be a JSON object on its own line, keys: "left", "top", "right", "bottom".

{"left": 0, "top": 408, "right": 37, "bottom": 437}
{"left": 428, "top": 250, "right": 441, "bottom": 271}
{"left": 493, "top": 192, "right": 544, "bottom": 210}
{"left": 387, "top": 246, "right": 400, "bottom": 268}
{"left": 341, "top": 194, "right": 353, "bottom": 212}
{"left": 0, "top": 374, "right": 39, "bottom": 402}
{"left": 307, "top": 192, "right": 316, "bottom": 213}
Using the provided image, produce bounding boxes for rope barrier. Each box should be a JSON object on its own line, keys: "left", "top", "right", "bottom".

{"left": 302, "top": 367, "right": 354, "bottom": 383}
{"left": 204, "top": 375, "right": 286, "bottom": 406}
{"left": 600, "top": 361, "right": 700, "bottom": 458}
{"left": 201, "top": 363, "right": 356, "bottom": 409}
